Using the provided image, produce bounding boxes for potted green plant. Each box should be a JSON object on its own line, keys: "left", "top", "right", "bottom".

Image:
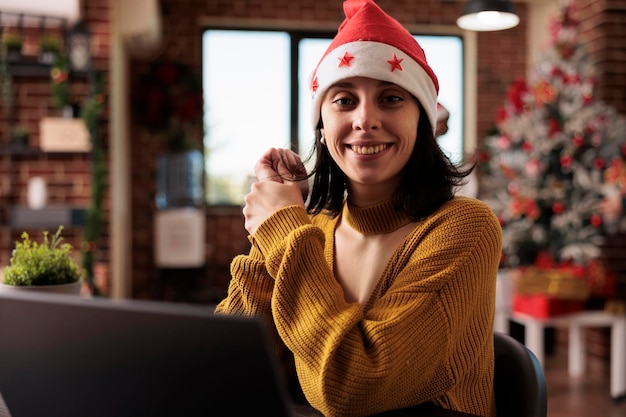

{"left": 39, "top": 35, "right": 62, "bottom": 65}
{"left": 0, "top": 226, "right": 82, "bottom": 294}
{"left": 2, "top": 33, "right": 23, "bottom": 62}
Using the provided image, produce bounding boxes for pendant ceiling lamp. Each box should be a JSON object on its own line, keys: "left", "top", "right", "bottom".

{"left": 457, "top": 0, "right": 520, "bottom": 31}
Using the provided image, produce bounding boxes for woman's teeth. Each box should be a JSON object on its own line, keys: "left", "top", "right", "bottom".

{"left": 351, "top": 144, "right": 389, "bottom": 155}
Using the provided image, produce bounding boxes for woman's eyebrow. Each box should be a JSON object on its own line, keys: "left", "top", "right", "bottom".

{"left": 329, "top": 81, "right": 355, "bottom": 89}
{"left": 330, "top": 80, "right": 395, "bottom": 89}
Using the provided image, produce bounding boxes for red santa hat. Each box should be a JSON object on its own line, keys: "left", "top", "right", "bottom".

{"left": 310, "top": 0, "right": 439, "bottom": 133}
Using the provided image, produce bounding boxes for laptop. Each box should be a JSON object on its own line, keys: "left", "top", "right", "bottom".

{"left": 0, "top": 290, "right": 299, "bottom": 417}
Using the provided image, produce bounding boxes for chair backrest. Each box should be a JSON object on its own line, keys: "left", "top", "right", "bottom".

{"left": 493, "top": 331, "right": 548, "bottom": 417}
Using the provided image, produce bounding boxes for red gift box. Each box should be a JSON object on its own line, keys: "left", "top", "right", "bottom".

{"left": 512, "top": 293, "right": 585, "bottom": 319}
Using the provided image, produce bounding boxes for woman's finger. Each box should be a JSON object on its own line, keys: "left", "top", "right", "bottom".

{"left": 255, "top": 148, "right": 284, "bottom": 182}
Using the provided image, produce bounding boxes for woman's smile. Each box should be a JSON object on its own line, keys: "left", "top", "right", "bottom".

{"left": 349, "top": 143, "right": 391, "bottom": 155}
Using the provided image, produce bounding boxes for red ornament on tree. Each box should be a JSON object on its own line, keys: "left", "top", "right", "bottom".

{"left": 552, "top": 201, "right": 565, "bottom": 214}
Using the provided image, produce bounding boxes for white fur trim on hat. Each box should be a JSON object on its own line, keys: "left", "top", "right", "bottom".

{"left": 310, "top": 40, "right": 438, "bottom": 134}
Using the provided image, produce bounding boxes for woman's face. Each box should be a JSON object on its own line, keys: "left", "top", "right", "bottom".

{"left": 320, "top": 77, "right": 420, "bottom": 191}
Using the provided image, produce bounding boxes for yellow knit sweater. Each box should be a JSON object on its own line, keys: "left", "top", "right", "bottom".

{"left": 215, "top": 196, "right": 502, "bottom": 417}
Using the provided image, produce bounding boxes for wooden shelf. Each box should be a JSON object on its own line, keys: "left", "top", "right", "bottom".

{"left": 6, "top": 59, "right": 52, "bottom": 77}
{"left": 0, "top": 146, "right": 89, "bottom": 157}
{"left": 6, "top": 55, "right": 89, "bottom": 79}
{"left": 0, "top": 146, "right": 44, "bottom": 156}
{"left": 10, "top": 206, "right": 87, "bottom": 228}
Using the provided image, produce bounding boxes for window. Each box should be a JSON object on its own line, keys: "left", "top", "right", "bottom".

{"left": 203, "top": 30, "right": 464, "bottom": 205}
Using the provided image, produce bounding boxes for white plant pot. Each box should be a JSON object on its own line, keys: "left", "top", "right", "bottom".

{"left": 0, "top": 280, "right": 82, "bottom": 295}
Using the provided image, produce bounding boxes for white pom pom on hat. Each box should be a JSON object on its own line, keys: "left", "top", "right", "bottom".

{"left": 310, "top": 0, "right": 440, "bottom": 133}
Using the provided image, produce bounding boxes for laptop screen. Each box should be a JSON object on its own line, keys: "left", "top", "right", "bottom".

{"left": 0, "top": 290, "right": 294, "bottom": 417}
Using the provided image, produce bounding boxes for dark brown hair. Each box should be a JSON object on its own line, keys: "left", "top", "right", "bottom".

{"left": 305, "top": 102, "right": 472, "bottom": 220}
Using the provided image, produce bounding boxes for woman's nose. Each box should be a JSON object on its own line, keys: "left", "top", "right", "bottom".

{"left": 352, "top": 101, "right": 381, "bottom": 131}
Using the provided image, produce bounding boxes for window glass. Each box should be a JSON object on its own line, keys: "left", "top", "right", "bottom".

{"left": 204, "top": 30, "right": 463, "bottom": 205}
{"left": 203, "top": 31, "right": 290, "bottom": 204}
{"left": 298, "top": 38, "right": 333, "bottom": 170}
{"left": 418, "top": 36, "right": 464, "bottom": 163}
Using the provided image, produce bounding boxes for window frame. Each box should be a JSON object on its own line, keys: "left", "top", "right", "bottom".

{"left": 200, "top": 19, "right": 476, "bottom": 206}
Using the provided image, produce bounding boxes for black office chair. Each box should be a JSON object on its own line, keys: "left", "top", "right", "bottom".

{"left": 494, "top": 331, "right": 548, "bottom": 417}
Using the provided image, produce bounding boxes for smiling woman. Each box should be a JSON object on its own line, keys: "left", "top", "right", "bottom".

{"left": 213, "top": 2, "right": 501, "bottom": 416}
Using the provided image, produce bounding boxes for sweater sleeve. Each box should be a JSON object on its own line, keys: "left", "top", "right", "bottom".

{"left": 213, "top": 257, "right": 273, "bottom": 316}
{"left": 253, "top": 199, "right": 501, "bottom": 417}
{"left": 214, "top": 235, "right": 274, "bottom": 317}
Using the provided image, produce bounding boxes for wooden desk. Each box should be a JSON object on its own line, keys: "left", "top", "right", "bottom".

{"left": 292, "top": 402, "right": 481, "bottom": 417}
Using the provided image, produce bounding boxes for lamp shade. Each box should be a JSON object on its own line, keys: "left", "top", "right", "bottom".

{"left": 457, "top": 0, "right": 520, "bottom": 31}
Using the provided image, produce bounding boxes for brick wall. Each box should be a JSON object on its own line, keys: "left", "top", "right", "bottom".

{"left": 577, "top": 2, "right": 626, "bottom": 301}
{"left": 579, "top": 0, "right": 626, "bottom": 306}
{"left": 0, "top": 0, "right": 111, "bottom": 275}
{"left": 3, "top": 1, "right": 624, "bottom": 310}
{"left": 561, "top": 0, "right": 626, "bottom": 361}
{"left": 578, "top": 0, "right": 626, "bottom": 115}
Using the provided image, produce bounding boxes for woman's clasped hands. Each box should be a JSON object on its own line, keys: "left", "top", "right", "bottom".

{"left": 243, "top": 148, "right": 309, "bottom": 236}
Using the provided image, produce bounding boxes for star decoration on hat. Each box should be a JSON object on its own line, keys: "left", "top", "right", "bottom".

{"left": 309, "top": 0, "right": 439, "bottom": 135}
{"left": 311, "top": 77, "right": 319, "bottom": 92}
{"left": 338, "top": 51, "right": 354, "bottom": 68}
{"left": 387, "top": 54, "right": 403, "bottom": 72}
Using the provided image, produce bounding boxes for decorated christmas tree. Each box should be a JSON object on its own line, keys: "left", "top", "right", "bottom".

{"left": 478, "top": 0, "right": 626, "bottom": 269}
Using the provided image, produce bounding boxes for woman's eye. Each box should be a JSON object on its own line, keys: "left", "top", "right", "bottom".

{"left": 382, "top": 95, "right": 403, "bottom": 103}
{"left": 332, "top": 97, "right": 354, "bottom": 106}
